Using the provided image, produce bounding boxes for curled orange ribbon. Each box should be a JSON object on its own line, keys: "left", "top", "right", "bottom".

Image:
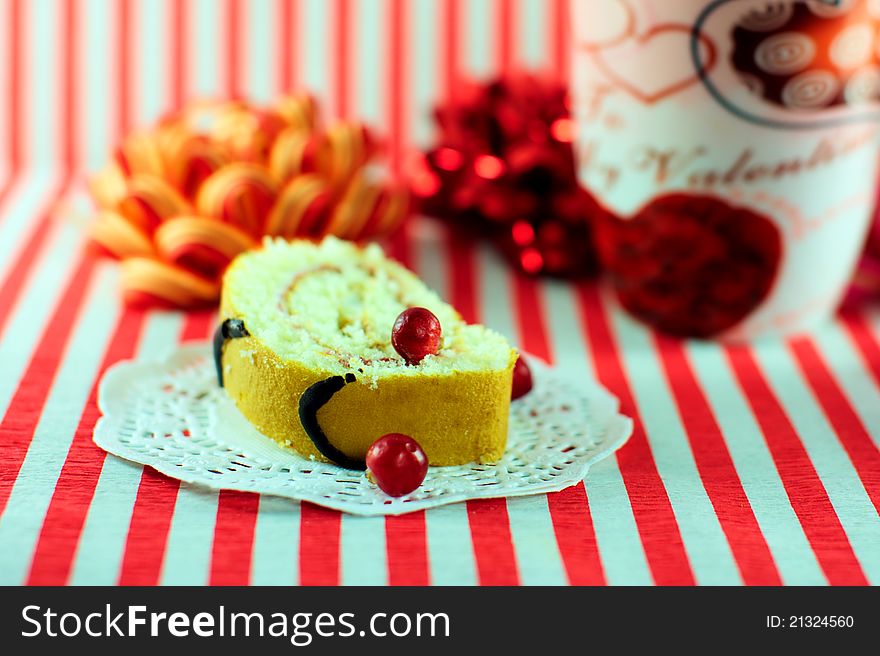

{"left": 86, "top": 94, "right": 409, "bottom": 308}
{"left": 121, "top": 257, "right": 220, "bottom": 308}
{"left": 195, "top": 163, "right": 278, "bottom": 236}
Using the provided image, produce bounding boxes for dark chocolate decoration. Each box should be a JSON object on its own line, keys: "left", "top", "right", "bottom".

{"left": 213, "top": 318, "right": 250, "bottom": 387}
{"left": 298, "top": 373, "right": 365, "bottom": 470}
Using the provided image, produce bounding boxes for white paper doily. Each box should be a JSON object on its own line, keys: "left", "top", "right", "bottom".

{"left": 94, "top": 343, "right": 633, "bottom": 516}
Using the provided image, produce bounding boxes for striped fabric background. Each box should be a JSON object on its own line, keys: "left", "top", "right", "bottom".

{"left": 0, "top": 0, "right": 878, "bottom": 586}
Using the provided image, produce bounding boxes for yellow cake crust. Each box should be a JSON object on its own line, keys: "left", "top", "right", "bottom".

{"left": 218, "top": 240, "right": 517, "bottom": 467}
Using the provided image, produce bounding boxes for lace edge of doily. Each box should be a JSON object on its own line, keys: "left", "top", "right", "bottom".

{"left": 94, "top": 344, "right": 634, "bottom": 516}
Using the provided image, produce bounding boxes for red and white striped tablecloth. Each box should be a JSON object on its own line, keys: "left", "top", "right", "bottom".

{"left": 0, "top": 0, "right": 878, "bottom": 586}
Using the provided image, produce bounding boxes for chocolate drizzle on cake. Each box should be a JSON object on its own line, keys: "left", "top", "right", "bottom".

{"left": 298, "top": 373, "right": 367, "bottom": 471}
{"left": 213, "top": 318, "right": 250, "bottom": 387}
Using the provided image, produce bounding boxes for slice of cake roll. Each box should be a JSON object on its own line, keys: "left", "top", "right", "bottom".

{"left": 216, "top": 237, "right": 518, "bottom": 467}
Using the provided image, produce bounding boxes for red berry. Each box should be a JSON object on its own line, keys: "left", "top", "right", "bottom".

{"left": 391, "top": 307, "right": 442, "bottom": 365}
{"left": 366, "top": 433, "right": 429, "bottom": 497}
{"left": 511, "top": 356, "right": 533, "bottom": 400}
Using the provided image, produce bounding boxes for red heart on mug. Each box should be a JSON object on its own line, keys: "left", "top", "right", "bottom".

{"left": 595, "top": 193, "right": 782, "bottom": 337}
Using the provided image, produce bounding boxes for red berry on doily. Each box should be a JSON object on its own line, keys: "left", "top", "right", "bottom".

{"left": 366, "top": 433, "right": 429, "bottom": 497}
{"left": 511, "top": 356, "right": 533, "bottom": 400}
{"left": 392, "top": 307, "right": 442, "bottom": 365}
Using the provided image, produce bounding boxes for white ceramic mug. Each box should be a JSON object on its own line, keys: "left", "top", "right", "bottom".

{"left": 571, "top": 0, "right": 880, "bottom": 339}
